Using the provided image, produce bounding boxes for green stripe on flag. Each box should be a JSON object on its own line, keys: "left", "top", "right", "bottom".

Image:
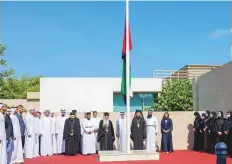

{"left": 121, "top": 57, "right": 132, "bottom": 98}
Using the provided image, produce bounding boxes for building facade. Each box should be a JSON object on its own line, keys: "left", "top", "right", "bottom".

{"left": 39, "top": 77, "right": 162, "bottom": 113}
{"left": 153, "top": 64, "right": 221, "bottom": 80}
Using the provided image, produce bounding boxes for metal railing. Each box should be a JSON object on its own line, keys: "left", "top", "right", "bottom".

{"left": 152, "top": 69, "right": 214, "bottom": 80}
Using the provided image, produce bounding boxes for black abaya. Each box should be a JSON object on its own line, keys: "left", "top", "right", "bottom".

{"left": 208, "top": 117, "right": 217, "bottom": 154}
{"left": 203, "top": 117, "right": 210, "bottom": 152}
{"left": 215, "top": 117, "right": 226, "bottom": 143}
{"left": 193, "top": 117, "right": 204, "bottom": 151}
{"left": 224, "top": 117, "right": 232, "bottom": 156}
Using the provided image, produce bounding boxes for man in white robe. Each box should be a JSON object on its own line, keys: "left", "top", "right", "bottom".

{"left": 82, "top": 112, "right": 96, "bottom": 155}
{"left": 10, "top": 107, "right": 24, "bottom": 164}
{"left": 36, "top": 112, "right": 43, "bottom": 156}
{"left": 24, "top": 108, "right": 36, "bottom": 158}
{"left": 80, "top": 112, "right": 87, "bottom": 136}
{"left": 33, "top": 110, "right": 40, "bottom": 157}
{"left": 0, "top": 103, "right": 7, "bottom": 164}
{"left": 15, "top": 105, "right": 26, "bottom": 151}
{"left": 56, "top": 109, "right": 67, "bottom": 154}
{"left": 51, "top": 112, "right": 57, "bottom": 154}
{"left": 80, "top": 112, "right": 87, "bottom": 154}
{"left": 40, "top": 110, "right": 53, "bottom": 156}
{"left": 5, "top": 107, "right": 15, "bottom": 164}
{"left": 145, "top": 110, "right": 158, "bottom": 153}
{"left": 116, "top": 112, "right": 127, "bottom": 152}
{"left": 92, "top": 111, "right": 101, "bottom": 152}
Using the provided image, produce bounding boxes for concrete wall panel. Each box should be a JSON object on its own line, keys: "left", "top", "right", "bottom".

{"left": 194, "top": 62, "right": 232, "bottom": 113}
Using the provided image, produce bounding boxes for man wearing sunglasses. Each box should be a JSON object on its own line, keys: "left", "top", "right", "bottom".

{"left": 116, "top": 112, "right": 127, "bottom": 152}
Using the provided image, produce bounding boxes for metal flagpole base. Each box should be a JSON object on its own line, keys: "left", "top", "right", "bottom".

{"left": 98, "top": 150, "right": 159, "bottom": 162}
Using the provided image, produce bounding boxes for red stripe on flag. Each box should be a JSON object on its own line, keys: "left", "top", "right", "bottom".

{"left": 122, "top": 19, "right": 132, "bottom": 56}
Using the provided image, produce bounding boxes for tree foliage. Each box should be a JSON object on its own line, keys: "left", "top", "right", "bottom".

{"left": 0, "top": 44, "right": 41, "bottom": 99}
{"left": 153, "top": 79, "right": 193, "bottom": 111}
{"left": 0, "top": 76, "right": 41, "bottom": 99}
{"left": 0, "top": 44, "right": 14, "bottom": 78}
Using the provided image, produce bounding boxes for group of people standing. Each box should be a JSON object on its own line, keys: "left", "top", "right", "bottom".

{"left": 0, "top": 103, "right": 175, "bottom": 164}
{"left": 0, "top": 103, "right": 71, "bottom": 164}
{"left": 63, "top": 109, "right": 174, "bottom": 155}
{"left": 193, "top": 110, "right": 232, "bottom": 156}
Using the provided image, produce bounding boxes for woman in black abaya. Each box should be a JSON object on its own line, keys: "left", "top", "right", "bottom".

{"left": 224, "top": 111, "right": 232, "bottom": 156}
{"left": 208, "top": 111, "right": 217, "bottom": 154}
{"left": 193, "top": 112, "right": 204, "bottom": 151}
{"left": 215, "top": 111, "right": 226, "bottom": 143}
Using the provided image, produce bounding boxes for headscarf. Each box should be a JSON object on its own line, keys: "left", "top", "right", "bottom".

{"left": 60, "top": 109, "right": 67, "bottom": 117}
{"left": 205, "top": 110, "right": 210, "bottom": 118}
{"left": 217, "top": 111, "right": 224, "bottom": 118}
{"left": 118, "top": 112, "right": 126, "bottom": 128}
{"left": 211, "top": 111, "right": 217, "bottom": 119}
{"left": 28, "top": 108, "right": 35, "bottom": 114}
{"left": 44, "top": 110, "right": 51, "bottom": 117}
{"left": 226, "top": 111, "right": 232, "bottom": 119}
{"left": 201, "top": 113, "right": 207, "bottom": 119}
{"left": 0, "top": 103, "right": 6, "bottom": 109}
{"left": 194, "top": 111, "right": 201, "bottom": 119}
{"left": 118, "top": 112, "right": 125, "bottom": 120}
{"left": 10, "top": 107, "right": 17, "bottom": 114}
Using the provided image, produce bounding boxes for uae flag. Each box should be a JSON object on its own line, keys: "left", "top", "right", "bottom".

{"left": 121, "top": 19, "right": 133, "bottom": 105}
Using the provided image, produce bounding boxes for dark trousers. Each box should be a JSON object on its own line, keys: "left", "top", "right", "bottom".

{"left": 21, "top": 136, "right": 25, "bottom": 149}
{"left": 39, "top": 136, "right": 41, "bottom": 155}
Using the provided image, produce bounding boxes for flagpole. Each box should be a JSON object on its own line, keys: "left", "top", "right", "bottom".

{"left": 125, "top": 0, "right": 131, "bottom": 154}
{"left": 230, "top": 29, "right": 232, "bottom": 61}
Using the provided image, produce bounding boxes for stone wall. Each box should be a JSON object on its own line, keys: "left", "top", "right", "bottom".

{"left": 193, "top": 61, "right": 232, "bottom": 113}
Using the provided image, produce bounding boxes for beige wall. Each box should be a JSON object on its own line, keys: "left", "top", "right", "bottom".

{"left": 193, "top": 61, "right": 232, "bottom": 113}
{"left": 0, "top": 99, "right": 40, "bottom": 110}
{"left": 0, "top": 100, "right": 195, "bottom": 150}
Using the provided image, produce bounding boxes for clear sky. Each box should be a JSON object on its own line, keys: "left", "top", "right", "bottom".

{"left": 1, "top": 1, "right": 231, "bottom": 77}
